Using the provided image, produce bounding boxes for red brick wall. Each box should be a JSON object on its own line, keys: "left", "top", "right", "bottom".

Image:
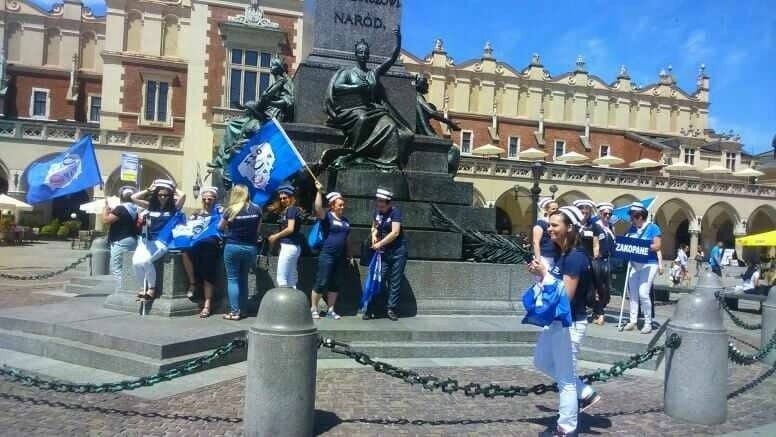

{"left": 76, "top": 78, "right": 102, "bottom": 122}
{"left": 119, "top": 62, "right": 187, "bottom": 135}
{"left": 443, "top": 115, "right": 661, "bottom": 167}
{"left": 204, "top": 6, "right": 299, "bottom": 123}
{"left": 8, "top": 70, "right": 73, "bottom": 120}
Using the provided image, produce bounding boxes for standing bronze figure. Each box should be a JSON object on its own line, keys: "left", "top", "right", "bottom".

{"left": 323, "top": 26, "right": 412, "bottom": 170}
{"left": 414, "top": 74, "right": 460, "bottom": 137}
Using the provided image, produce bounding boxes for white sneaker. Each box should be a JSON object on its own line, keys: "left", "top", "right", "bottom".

{"left": 640, "top": 325, "right": 652, "bottom": 334}
{"left": 623, "top": 322, "right": 637, "bottom": 331}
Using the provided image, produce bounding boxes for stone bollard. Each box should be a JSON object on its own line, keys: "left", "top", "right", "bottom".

{"left": 244, "top": 287, "right": 318, "bottom": 437}
{"left": 664, "top": 272, "right": 728, "bottom": 425}
{"left": 90, "top": 236, "right": 110, "bottom": 276}
{"left": 761, "top": 286, "right": 776, "bottom": 366}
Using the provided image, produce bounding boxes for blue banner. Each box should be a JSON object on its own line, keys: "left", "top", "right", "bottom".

{"left": 228, "top": 119, "right": 305, "bottom": 206}
{"left": 613, "top": 236, "right": 658, "bottom": 263}
{"left": 359, "top": 252, "right": 382, "bottom": 312}
{"left": 167, "top": 210, "right": 223, "bottom": 250}
{"left": 26, "top": 136, "right": 103, "bottom": 204}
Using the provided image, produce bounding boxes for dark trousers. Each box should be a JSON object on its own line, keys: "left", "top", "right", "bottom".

{"left": 592, "top": 258, "right": 611, "bottom": 317}
{"left": 711, "top": 265, "right": 722, "bottom": 277}
{"left": 381, "top": 245, "right": 408, "bottom": 311}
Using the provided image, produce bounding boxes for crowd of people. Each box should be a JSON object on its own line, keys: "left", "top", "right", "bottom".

{"left": 101, "top": 179, "right": 408, "bottom": 321}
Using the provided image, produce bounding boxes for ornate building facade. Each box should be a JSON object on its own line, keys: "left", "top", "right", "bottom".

{"left": 401, "top": 40, "right": 775, "bottom": 259}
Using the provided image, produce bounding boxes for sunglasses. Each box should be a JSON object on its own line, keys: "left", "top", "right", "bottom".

{"left": 600, "top": 212, "right": 611, "bottom": 217}
{"left": 279, "top": 196, "right": 290, "bottom": 201}
{"left": 157, "top": 194, "right": 171, "bottom": 198}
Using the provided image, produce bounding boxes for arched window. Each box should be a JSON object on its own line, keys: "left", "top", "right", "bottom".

{"left": 125, "top": 11, "right": 142, "bottom": 52}
{"left": 43, "top": 28, "right": 61, "bottom": 66}
{"left": 6, "top": 22, "right": 22, "bottom": 61}
{"left": 161, "top": 15, "right": 179, "bottom": 57}
{"left": 80, "top": 32, "right": 97, "bottom": 69}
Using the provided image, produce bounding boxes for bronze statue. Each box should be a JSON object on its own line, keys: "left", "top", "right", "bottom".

{"left": 208, "top": 56, "right": 294, "bottom": 186}
{"left": 414, "top": 74, "right": 459, "bottom": 137}
{"left": 323, "top": 26, "right": 412, "bottom": 170}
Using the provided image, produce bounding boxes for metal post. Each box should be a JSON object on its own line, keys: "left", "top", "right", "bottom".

{"left": 664, "top": 272, "right": 728, "bottom": 425}
{"left": 244, "top": 287, "right": 318, "bottom": 437}
{"left": 761, "top": 286, "right": 776, "bottom": 366}
{"left": 90, "top": 236, "right": 110, "bottom": 276}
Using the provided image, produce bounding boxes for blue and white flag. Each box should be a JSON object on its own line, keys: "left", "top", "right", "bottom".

{"left": 166, "top": 210, "right": 223, "bottom": 250}
{"left": 611, "top": 196, "right": 656, "bottom": 224}
{"left": 26, "top": 136, "right": 102, "bottom": 204}
{"left": 359, "top": 252, "right": 382, "bottom": 312}
{"left": 613, "top": 236, "right": 658, "bottom": 263}
{"left": 228, "top": 119, "right": 305, "bottom": 206}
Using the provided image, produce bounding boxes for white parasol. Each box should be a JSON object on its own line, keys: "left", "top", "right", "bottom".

{"left": 0, "top": 194, "right": 33, "bottom": 212}
{"left": 79, "top": 196, "right": 120, "bottom": 214}
{"left": 518, "top": 147, "right": 548, "bottom": 160}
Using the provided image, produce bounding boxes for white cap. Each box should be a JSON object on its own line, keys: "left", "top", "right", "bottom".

{"left": 119, "top": 185, "right": 136, "bottom": 196}
{"left": 629, "top": 201, "right": 647, "bottom": 213}
{"left": 326, "top": 192, "right": 342, "bottom": 203}
{"left": 573, "top": 199, "right": 596, "bottom": 210}
{"left": 538, "top": 197, "right": 553, "bottom": 209}
{"left": 558, "top": 206, "right": 584, "bottom": 228}
{"left": 596, "top": 202, "right": 614, "bottom": 212}
{"left": 277, "top": 184, "right": 295, "bottom": 195}
{"left": 201, "top": 186, "right": 218, "bottom": 197}
{"left": 153, "top": 179, "right": 175, "bottom": 191}
{"left": 376, "top": 188, "right": 393, "bottom": 201}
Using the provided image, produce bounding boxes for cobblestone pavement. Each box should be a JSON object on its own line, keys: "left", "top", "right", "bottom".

{"left": 0, "top": 356, "right": 775, "bottom": 436}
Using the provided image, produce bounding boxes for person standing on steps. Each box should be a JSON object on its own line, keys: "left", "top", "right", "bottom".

{"left": 528, "top": 206, "right": 601, "bottom": 437}
{"left": 102, "top": 186, "right": 140, "bottom": 290}
{"left": 267, "top": 184, "right": 303, "bottom": 289}
{"left": 622, "top": 202, "right": 662, "bottom": 334}
{"left": 181, "top": 186, "right": 222, "bottom": 318}
{"left": 532, "top": 197, "right": 559, "bottom": 271}
{"left": 310, "top": 184, "right": 353, "bottom": 320}
{"left": 363, "top": 188, "right": 407, "bottom": 321}
{"left": 591, "top": 202, "right": 616, "bottom": 325}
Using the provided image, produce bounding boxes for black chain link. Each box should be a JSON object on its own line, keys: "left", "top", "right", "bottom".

{"left": 727, "top": 361, "right": 776, "bottom": 400}
{"left": 319, "top": 333, "right": 680, "bottom": 398}
{"left": 0, "top": 339, "right": 246, "bottom": 393}
{"left": 715, "top": 291, "right": 762, "bottom": 330}
{"left": 728, "top": 330, "right": 776, "bottom": 365}
{"left": 0, "top": 254, "right": 92, "bottom": 281}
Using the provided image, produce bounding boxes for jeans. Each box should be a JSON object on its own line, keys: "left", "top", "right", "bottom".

{"left": 110, "top": 236, "right": 137, "bottom": 289}
{"left": 627, "top": 262, "right": 658, "bottom": 327}
{"left": 711, "top": 265, "right": 722, "bottom": 276}
{"left": 132, "top": 237, "right": 167, "bottom": 289}
{"left": 592, "top": 258, "right": 611, "bottom": 317}
{"left": 533, "top": 320, "right": 592, "bottom": 433}
{"left": 276, "top": 243, "right": 301, "bottom": 288}
{"left": 224, "top": 243, "right": 257, "bottom": 315}
{"left": 382, "top": 244, "right": 408, "bottom": 310}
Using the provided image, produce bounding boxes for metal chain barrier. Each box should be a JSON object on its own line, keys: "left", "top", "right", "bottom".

{"left": 715, "top": 291, "right": 762, "bottom": 330}
{"left": 0, "top": 254, "right": 92, "bottom": 281}
{"left": 728, "top": 330, "right": 776, "bottom": 366}
{"left": 319, "top": 333, "right": 681, "bottom": 398}
{"left": 0, "top": 338, "right": 246, "bottom": 393}
{"left": 727, "top": 361, "right": 776, "bottom": 400}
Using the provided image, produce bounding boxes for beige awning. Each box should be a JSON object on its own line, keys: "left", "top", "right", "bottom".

{"left": 702, "top": 164, "right": 732, "bottom": 175}
{"left": 732, "top": 167, "right": 764, "bottom": 177}
{"left": 664, "top": 162, "right": 697, "bottom": 172}
{"left": 592, "top": 155, "right": 625, "bottom": 166}
{"left": 556, "top": 151, "right": 589, "bottom": 163}
{"left": 629, "top": 158, "right": 662, "bottom": 169}
{"left": 472, "top": 144, "right": 504, "bottom": 156}
{"left": 518, "top": 147, "right": 548, "bottom": 160}
{"left": 0, "top": 194, "right": 33, "bottom": 212}
{"left": 79, "top": 196, "right": 120, "bottom": 214}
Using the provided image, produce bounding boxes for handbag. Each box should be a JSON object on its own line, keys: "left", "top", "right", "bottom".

{"left": 307, "top": 220, "right": 324, "bottom": 250}
{"left": 521, "top": 280, "right": 572, "bottom": 328}
{"left": 360, "top": 239, "right": 374, "bottom": 266}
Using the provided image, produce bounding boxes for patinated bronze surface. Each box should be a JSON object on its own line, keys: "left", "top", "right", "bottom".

{"left": 414, "top": 74, "right": 460, "bottom": 137}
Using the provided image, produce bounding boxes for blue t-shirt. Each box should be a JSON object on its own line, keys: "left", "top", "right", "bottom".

{"left": 581, "top": 218, "right": 606, "bottom": 259}
{"left": 550, "top": 247, "right": 592, "bottom": 321}
{"left": 144, "top": 209, "right": 176, "bottom": 241}
{"left": 598, "top": 222, "right": 616, "bottom": 258}
{"left": 280, "top": 206, "right": 302, "bottom": 245}
{"left": 374, "top": 207, "right": 404, "bottom": 251}
{"left": 224, "top": 203, "right": 261, "bottom": 245}
{"left": 321, "top": 211, "right": 350, "bottom": 254}
{"left": 625, "top": 222, "right": 662, "bottom": 264}
{"left": 709, "top": 246, "right": 722, "bottom": 268}
{"left": 537, "top": 220, "right": 557, "bottom": 258}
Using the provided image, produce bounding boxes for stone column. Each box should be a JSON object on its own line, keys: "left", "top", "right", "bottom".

{"left": 689, "top": 228, "right": 700, "bottom": 276}
{"left": 733, "top": 220, "right": 747, "bottom": 261}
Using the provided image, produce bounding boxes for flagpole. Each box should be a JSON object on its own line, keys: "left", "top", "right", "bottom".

{"left": 271, "top": 119, "right": 324, "bottom": 187}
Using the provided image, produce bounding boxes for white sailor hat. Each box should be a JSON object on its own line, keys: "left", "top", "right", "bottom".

{"left": 629, "top": 201, "right": 647, "bottom": 213}
{"left": 538, "top": 197, "right": 553, "bottom": 209}
{"left": 558, "top": 206, "right": 584, "bottom": 228}
{"left": 277, "top": 184, "right": 295, "bottom": 195}
{"left": 119, "top": 185, "right": 136, "bottom": 196}
{"left": 573, "top": 199, "right": 597, "bottom": 210}
{"left": 596, "top": 202, "right": 614, "bottom": 212}
{"left": 152, "top": 179, "right": 175, "bottom": 191}
{"left": 375, "top": 188, "right": 393, "bottom": 201}
{"left": 326, "top": 192, "right": 342, "bottom": 203}
{"left": 201, "top": 186, "right": 218, "bottom": 197}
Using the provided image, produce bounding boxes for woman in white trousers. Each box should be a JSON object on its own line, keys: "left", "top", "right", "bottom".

{"left": 267, "top": 184, "right": 303, "bottom": 289}
{"left": 623, "top": 202, "right": 663, "bottom": 334}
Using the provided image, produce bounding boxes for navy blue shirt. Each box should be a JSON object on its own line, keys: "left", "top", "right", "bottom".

{"left": 597, "top": 221, "right": 615, "bottom": 258}
{"left": 280, "top": 206, "right": 303, "bottom": 245}
{"left": 321, "top": 211, "right": 350, "bottom": 254}
{"left": 374, "top": 207, "right": 404, "bottom": 251}
{"left": 580, "top": 218, "right": 606, "bottom": 259}
{"left": 224, "top": 203, "right": 261, "bottom": 245}
{"left": 536, "top": 220, "right": 557, "bottom": 258}
{"left": 551, "top": 247, "right": 593, "bottom": 321}
{"left": 143, "top": 209, "right": 176, "bottom": 241}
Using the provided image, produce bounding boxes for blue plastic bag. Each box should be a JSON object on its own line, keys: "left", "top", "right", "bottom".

{"left": 521, "top": 279, "right": 572, "bottom": 328}
{"left": 307, "top": 220, "right": 324, "bottom": 250}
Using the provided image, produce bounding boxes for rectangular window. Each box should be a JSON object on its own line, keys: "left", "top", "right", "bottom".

{"left": 684, "top": 147, "right": 696, "bottom": 165}
{"left": 228, "top": 48, "right": 273, "bottom": 108}
{"left": 725, "top": 152, "right": 737, "bottom": 172}
{"left": 461, "top": 131, "right": 473, "bottom": 154}
{"left": 508, "top": 136, "right": 520, "bottom": 159}
{"left": 144, "top": 80, "right": 170, "bottom": 123}
{"left": 554, "top": 140, "right": 566, "bottom": 159}
{"left": 599, "top": 144, "right": 610, "bottom": 157}
{"left": 31, "top": 89, "right": 49, "bottom": 118}
{"left": 88, "top": 96, "right": 101, "bottom": 123}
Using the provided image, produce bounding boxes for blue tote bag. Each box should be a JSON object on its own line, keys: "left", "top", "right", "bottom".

{"left": 521, "top": 280, "right": 572, "bottom": 328}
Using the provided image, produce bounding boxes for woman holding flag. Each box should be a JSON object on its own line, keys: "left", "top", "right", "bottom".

{"left": 130, "top": 179, "right": 186, "bottom": 301}
{"left": 527, "top": 206, "right": 600, "bottom": 436}
{"left": 267, "top": 184, "right": 303, "bottom": 289}
{"left": 181, "top": 186, "right": 221, "bottom": 318}
{"left": 623, "top": 202, "right": 663, "bottom": 334}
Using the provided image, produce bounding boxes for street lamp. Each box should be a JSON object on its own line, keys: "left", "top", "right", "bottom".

{"left": 192, "top": 162, "right": 203, "bottom": 199}
{"left": 549, "top": 184, "right": 558, "bottom": 199}
{"left": 530, "top": 162, "right": 545, "bottom": 227}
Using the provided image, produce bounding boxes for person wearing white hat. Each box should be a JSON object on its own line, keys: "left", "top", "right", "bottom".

{"left": 528, "top": 206, "right": 600, "bottom": 436}
{"left": 310, "top": 183, "right": 352, "bottom": 320}
{"left": 573, "top": 199, "right": 604, "bottom": 261}
{"left": 364, "top": 187, "right": 407, "bottom": 321}
{"left": 267, "top": 184, "right": 303, "bottom": 289}
{"left": 181, "top": 186, "right": 221, "bottom": 318}
{"left": 102, "top": 186, "right": 139, "bottom": 289}
{"left": 532, "top": 197, "right": 559, "bottom": 271}
{"left": 590, "top": 202, "right": 616, "bottom": 325}
{"left": 130, "top": 179, "right": 186, "bottom": 300}
{"left": 622, "top": 202, "right": 663, "bottom": 334}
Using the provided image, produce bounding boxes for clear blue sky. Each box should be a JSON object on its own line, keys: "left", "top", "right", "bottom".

{"left": 29, "top": 0, "right": 775, "bottom": 154}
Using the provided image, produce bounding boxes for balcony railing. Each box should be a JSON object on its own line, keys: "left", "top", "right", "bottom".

{"left": 458, "top": 156, "right": 776, "bottom": 198}
{"left": 0, "top": 119, "right": 183, "bottom": 152}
